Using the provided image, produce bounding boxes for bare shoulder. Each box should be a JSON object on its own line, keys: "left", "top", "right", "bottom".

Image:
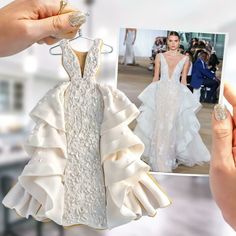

{"left": 183, "top": 54, "right": 190, "bottom": 62}
{"left": 162, "top": 52, "right": 168, "bottom": 56}
{"left": 155, "top": 53, "right": 161, "bottom": 60}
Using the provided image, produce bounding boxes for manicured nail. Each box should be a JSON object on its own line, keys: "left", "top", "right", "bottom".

{"left": 214, "top": 104, "right": 227, "bottom": 121}
{"left": 68, "top": 11, "right": 87, "bottom": 27}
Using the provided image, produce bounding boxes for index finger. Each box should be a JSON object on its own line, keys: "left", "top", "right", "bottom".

{"left": 224, "top": 81, "right": 236, "bottom": 125}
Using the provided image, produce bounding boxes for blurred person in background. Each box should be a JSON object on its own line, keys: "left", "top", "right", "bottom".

{"left": 205, "top": 40, "right": 213, "bottom": 52}
{"left": 192, "top": 40, "right": 207, "bottom": 62}
{"left": 179, "top": 44, "right": 185, "bottom": 54}
{"left": 188, "top": 37, "right": 199, "bottom": 54}
{"left": 148, "top": 37, "right": 166, "bottom": 71}
{"left": 191, "top": 50, "right": 219, "bottom": 103}
{"left": 208, "top": 50, "right": 220, "bottom": 73}
{"left": 122, "top": 28, "right": 137, "bottom": 65}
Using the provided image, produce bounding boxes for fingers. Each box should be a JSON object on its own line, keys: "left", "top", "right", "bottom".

{"left": 224, "top": 81, "right": 236, "bottom": 125}
{"left": 36, "top": 30, "right": 77, "bottom": 45}
{"left": 234, "top": 129, "right": 236, "bottom": 147}
{"left": 34, "top": 0, "right": 76, "bottom": 17}
{"left": 224, "top": 81, "right": 236, "bottom": 105}
{"left": 61, "top": 30, "right": 78, "bottom": 39}
{"left": 28, "top": 11, "right": 86, "bottom": 42}
{"left": 233, "top": 146, "right": 236, "bottom": 163}
{"left": 211, "top": 81, "right": 236, "bottom": 171}
{"left": 37, "top": 37, "right": 60, "bottom": 45}
{"left": 233, "top": 129, "right": 236, "bottom": 163}
{"left": 211, "top": 106, "right": 234, "bottom": 168}
{"left": 57, "top": 3, "right": 75, "bottom": 15}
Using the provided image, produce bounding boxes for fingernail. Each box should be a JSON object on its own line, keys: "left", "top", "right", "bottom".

{"left": 68, "top": 11, "right": 87, "bottom": 27}
{"left": 214, "top": 104, "right": 227, "bottom": 121}
{"left": 37, "top": 40, "right": 44, "bottom": 44}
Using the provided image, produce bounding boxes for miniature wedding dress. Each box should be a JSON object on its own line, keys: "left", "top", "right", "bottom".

{"left": 2, "top": 39, "right": 171, "bottom": 229}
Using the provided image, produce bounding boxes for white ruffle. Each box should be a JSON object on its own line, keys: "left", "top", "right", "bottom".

{"left": 98, "top": 84, "right": 171, "bottom": 229}
{"left": 134, "top": 82, "right": 158, "bottom": 158}
{"left": 2, "top": 82, "right": 171, "bottom": 229}
{"left": 2, "top": 81, "right": 70, "bottom": 225}
{"left": 175, "top": 84, "right": 210, "bottom": 165}
{"left": 134, "top": 81, "right": 210, "bottom": 169}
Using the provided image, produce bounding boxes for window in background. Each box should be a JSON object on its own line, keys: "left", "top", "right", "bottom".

{"left": 0, "top": 78, "right": 24, "bottom": 113}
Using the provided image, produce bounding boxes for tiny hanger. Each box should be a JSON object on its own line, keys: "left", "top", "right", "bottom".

{"left": 49, "top": 30, "right": 113, "bottom": 55}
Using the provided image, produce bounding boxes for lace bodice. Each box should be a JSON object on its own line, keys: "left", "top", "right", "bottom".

{"left": 60, "top": 38, "right": 102, "bottom": 81}
{"left": 159, "top": 53, "right": 188, "bottom": 82}
{"left": 59, "top": 39, "right": 107, "bottom": 228}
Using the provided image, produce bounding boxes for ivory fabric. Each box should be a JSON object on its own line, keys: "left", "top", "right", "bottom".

{"left": 2, "top": 39, "right": 171, "bottom": 229}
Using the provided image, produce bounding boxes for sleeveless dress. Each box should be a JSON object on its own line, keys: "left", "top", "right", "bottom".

{"left": 2, "top": 39, "right": 171, "bottom": 229}
{"left": 122, "top": 30, "right": 136, "bottom": 65}
{"left": 134, "top": 53, "right": 210, "bottom": 172}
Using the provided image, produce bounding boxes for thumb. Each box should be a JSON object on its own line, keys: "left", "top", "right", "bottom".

{"left": 224, "top": 81, "right": 236, "bottom": 125}
{"left": 211, "top": 105, "right": 234, "bottom": 167}
{"left": 29, "top": 11, "right": 86, "bottom": 41}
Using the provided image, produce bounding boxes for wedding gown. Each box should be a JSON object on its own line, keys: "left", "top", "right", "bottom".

{"left": 134, "top": 53, "right": 210, "bottom": 172}
{"left": 122, "top": 30, "right": 135, "bottom": 65}
{"left": 2, "top": 39, "right": 171, "bottom": 229}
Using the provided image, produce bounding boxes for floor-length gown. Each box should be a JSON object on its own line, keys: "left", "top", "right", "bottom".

{"left": 134, "top": 53, "right": 210, "bottom": 172}
{"left": 122, "top": 30, "right": 136, "bottom": 65}
{"left": 2, "top": 39, "right": 171, "bottom": 229}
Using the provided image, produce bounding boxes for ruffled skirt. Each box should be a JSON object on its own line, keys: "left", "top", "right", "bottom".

{"left": 134, "top": 80, "right": 210, "bottom": 172}
{"left": 2, "top": 82, "right": 171, "bottom": 229}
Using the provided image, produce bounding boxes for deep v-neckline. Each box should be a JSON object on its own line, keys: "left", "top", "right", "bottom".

{"left": 67, "top": 39, "right": 97, "bottom": 78}
{"left": 161, "top": 53, "right": 186, "bottom": 80}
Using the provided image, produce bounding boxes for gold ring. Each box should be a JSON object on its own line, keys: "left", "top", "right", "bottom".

{"left": 58, "top": 0, "right": 68, "bottom": 14}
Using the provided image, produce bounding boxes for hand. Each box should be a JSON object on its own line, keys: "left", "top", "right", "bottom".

{"left": 210, "top": 81, "right": 236, "bottom": 230}
{"left": 0, "top": 0, "right": 85, "bottom": 57}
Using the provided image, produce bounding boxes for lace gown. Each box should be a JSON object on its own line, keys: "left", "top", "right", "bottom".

{"left": 2, "top": 39, "right": 171, "bottom": 229}
{"left": 134, "top": 53, "right": 210, "bottom": 172}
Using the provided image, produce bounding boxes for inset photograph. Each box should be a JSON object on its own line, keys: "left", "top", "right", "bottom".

{"left": 117, "top": 28, "right": 227, "bottom": 175}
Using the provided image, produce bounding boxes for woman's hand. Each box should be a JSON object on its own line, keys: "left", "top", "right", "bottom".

{"left": 0, "top": 0, "right": 85, "bottom": 57}
{"left": 210, "top": 81, "right": 236, "bottom": 230}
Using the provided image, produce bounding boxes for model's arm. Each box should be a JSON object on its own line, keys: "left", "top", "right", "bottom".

{"left": 152, "top": 54, "right": 160, "bottom": 82}
{"left": 181, "top": 57, "right": 190, "bottom": 85}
